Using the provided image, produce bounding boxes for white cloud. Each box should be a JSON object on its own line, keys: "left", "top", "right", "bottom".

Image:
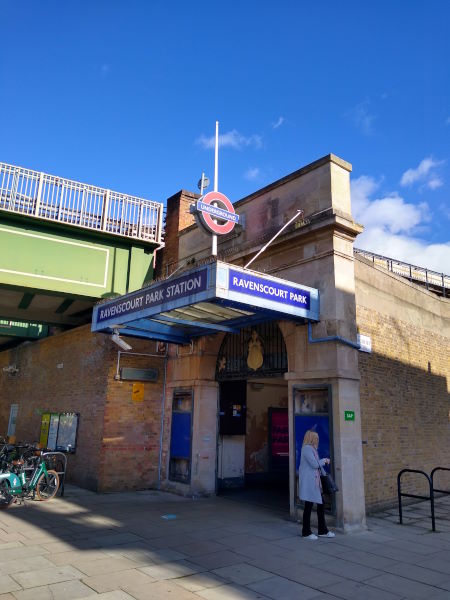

{"left": 352, "top": 175, "right": 450, "bottom": 273}
{"left": 353, "top": 176, "right": 429, "bottom": 234}
{"left": 427, "top": 177, "right": 443, "bottom": 190}
{"left": 347, "top": 102, "right": 376, "bottom": 135}
{"left": 196, "top": 129, "right": 262, "bottom": 150}
{"left": 439, "top": 202, "right": 450, "bottom": 220}
{"left": 400, "top": 156, "right": 444, "bottom": 188}
{"left": 244, "top": 167, "right": 261, "bottom": 181}
{"left": 272, "top": 116, "right": 285, "bottom": 129}
{"left": 357, "top": 227, "right": 450, "bottom": 274}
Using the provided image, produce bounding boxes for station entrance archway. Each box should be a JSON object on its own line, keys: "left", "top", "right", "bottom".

{"left": 215, "top": 322, "right": 289, "bottom": 510}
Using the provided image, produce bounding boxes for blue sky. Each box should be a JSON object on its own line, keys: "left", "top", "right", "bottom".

{"left": 1, "top": 1, "right": 449, "bottom": 272}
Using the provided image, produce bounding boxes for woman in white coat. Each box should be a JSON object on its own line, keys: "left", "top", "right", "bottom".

{"left": 298, "top": 430, "right": 335, "bottom": 539}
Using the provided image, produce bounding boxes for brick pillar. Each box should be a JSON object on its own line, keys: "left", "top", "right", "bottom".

{"left": 155, "top": 190, "right": 198, "bottom": 278}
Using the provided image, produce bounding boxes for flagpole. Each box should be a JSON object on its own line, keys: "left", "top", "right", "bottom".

{"left": 212, "top": 121, "right": 219, "bottom": 256}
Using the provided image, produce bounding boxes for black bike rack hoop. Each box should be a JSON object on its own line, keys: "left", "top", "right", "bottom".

{"left": 41, "top": 452, "right": 67, "bottom": 497}
{"left": 397, "top": 469, "right": 435, "bottom": 532}
{"left": 430, "top": 467, "right": 450, "bottom": 495}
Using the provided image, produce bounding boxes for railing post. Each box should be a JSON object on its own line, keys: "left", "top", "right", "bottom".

{"left": 157, "top": 203, "right": 164, "bottom": 243}
{"left": 102, "top": 190, "right": 110, "bottom": 231}
{"left": 79, "top": 187, "right": 86, "bottom": 226}
{"left": 397, "top": 471, "right": 403, "bottom": 524}
{"left": 137, "top": 203, "right": 143, "bottom": 239}
{"left": 35, "top": 172, "right": 44, "bottom": 217}
{"left": 430, "top": 478, "right": 435, "bottom": 532}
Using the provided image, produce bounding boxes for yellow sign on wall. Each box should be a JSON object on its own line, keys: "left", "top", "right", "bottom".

{"left": 132, "top": 383, "right": 144, "bottom": 402}
{"left": 39, "top": 413, "right": 50, "bottom": 447}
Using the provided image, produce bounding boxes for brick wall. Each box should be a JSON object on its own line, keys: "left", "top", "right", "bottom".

{"left": 355, "top": 259, "right": 450, "bottom": 512}
{"left": 0, "top": 325, "right": 110, "bottom": 490}
{"left": 98, "top": 348, "right": 166, "bottom": 492}
{"left": 156, "top": 190, "right": 197, "bottom": 278}
{"left": 0, "top": 325, "right": 166, "bottom": 492}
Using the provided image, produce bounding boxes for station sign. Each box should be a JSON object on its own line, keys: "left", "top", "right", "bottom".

{"left": 196, "top": 191, "right": 239, "bottom": 235}
{"left": 92, "top": 260, "right": 319, "bottom": 336}
{"left": 228, "top": 269, "right": 310, "bottom": 311}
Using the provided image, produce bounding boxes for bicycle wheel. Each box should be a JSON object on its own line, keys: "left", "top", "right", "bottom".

{"left": 0, "top": 481, "right": 14, "bottom": 509}
{"left": 35, "top": 470, "right": 59, "bottom": 501}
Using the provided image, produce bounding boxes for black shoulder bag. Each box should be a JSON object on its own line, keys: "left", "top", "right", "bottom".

{"left": 318, "top": 462, "right": 339, "bottom": 495}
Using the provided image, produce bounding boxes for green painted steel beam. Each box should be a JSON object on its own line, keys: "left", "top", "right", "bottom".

{"left": 55, "top": 299, "right": 74, "bottom": 314}
{"left": 18, "top": 293, "right": 34, "bottom": 309}
{"left": 0, "top": 219, "right": 155, "bottom": 300}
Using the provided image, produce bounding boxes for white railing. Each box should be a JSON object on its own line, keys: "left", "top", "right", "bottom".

{"left": 0, "top": 162, "right": 164, "bottom": 244}
{"left": 355, "top": 248, "right": 449, "bottom": 296}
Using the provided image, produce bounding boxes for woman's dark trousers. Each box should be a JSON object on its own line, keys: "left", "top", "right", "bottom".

{"left": 302, "top": 501, "right": 328, "bottom": 536}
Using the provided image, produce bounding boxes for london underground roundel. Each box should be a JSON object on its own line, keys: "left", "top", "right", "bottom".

{"left": 196, "top": 191, "right": 239, "bottom": 235}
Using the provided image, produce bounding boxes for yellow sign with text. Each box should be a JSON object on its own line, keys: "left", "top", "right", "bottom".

{"left": 39, "top": 413, "right": 50, "bottom": 447}
{"left": 132, "top": 383, "right": 144, "bottom": 402}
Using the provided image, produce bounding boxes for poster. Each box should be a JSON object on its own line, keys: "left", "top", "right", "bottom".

{"left": 56, "top": 413, "right": 78, "bottom": 453}
{"left": 47, "top": 413, "right": 60, "bottom": 450}
{"left": 270, "top": 410, "right": 289, "bottom": 458}
{"left": 39, "top": 413, "right": 50, "bottom": 447}
{"left": 294, "top": 415, "right": 330, "bottom": 471}
{"left": 7, "top": 404, "right": 18, "bottom": 439}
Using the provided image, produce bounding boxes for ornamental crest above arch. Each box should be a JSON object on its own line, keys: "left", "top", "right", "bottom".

{"left": 215, "top": 321, "right": 287, "bottom": 381}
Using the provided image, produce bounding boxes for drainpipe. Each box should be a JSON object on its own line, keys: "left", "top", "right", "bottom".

{"left": 307, "top": 321, "right": 361, "bottom": 350}
{"left": 157, "top": 351, "right": 168, "bottom": 489}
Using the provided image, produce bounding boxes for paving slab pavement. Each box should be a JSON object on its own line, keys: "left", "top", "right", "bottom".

{"left": 0, "top": 486, "right": 448, "bottom": 599}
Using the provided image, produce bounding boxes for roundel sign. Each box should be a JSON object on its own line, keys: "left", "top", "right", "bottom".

{"left": 196, "top": 191, "right": 239, "bottom": 235}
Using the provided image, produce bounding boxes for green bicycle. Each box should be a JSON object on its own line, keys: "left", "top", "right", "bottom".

{"left": 0, "top": 448, "right": 59, "bottom": 508}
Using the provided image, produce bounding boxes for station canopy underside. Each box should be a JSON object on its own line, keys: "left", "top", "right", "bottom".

{"left": 91, "top": 260, "right": 319, "bottom": 345}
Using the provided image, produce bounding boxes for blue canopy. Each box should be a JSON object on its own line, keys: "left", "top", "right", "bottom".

{"left": 91, "top": 260, "right": 319, "bottom": 344}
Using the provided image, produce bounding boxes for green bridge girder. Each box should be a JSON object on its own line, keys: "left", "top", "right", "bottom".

{"left": 0, "top": 214, "right": 160, "bottom": 342}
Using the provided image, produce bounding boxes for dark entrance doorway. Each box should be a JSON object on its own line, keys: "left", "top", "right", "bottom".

{"left": 215, "top": 323, "right": 290, "bottom": 510}
{"left": 217, "top": 379, "right": 289, "bottom": 511}
{"left": 216, "top": 321, "right": 289, "bottom": 510}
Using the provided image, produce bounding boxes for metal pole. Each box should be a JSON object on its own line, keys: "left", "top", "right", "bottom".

{"left": 212, "top": 121, "right": 219, "bottom": 256}
{"left": 397, "top": 471, "right": 403, "bottom": 524}
{"left": 244, "top": 209, "right": 303, "bottom": 270}
{"left": 430, "top": 478, "right": 436, "bottom": 532}
{"left": 200, "top": 172, "right": 205, "bottom": 197}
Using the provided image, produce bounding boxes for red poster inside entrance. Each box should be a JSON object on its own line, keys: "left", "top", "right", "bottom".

{"left": 270, "top": 409, "right": 289, "bottom": 458}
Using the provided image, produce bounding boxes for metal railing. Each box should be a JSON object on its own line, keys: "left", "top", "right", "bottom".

{"left": 42, "top": 452, "right": 67, "bottom": 497}
{"left": 355, "top": 248, "right": 449, "bottom": 297}
{"left": 397, "top": 467, "right": 450, "bottom": 532}
{"left": 0, "top": 162, "right": 164, "bottom": 244}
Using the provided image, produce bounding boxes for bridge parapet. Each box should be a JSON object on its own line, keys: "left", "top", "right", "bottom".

{"left": 0, "top": 162, "right": 164, "bottom": 245}
{"left": 354, "top": 248, "right": 449, "bottom": 297}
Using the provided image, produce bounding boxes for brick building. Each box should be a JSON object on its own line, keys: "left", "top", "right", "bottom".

{"left": 0, "top": 154, "right": 448, "bottom": 530}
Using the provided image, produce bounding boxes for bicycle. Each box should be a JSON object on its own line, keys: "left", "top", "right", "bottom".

{"left": 0, "top": 446, "right": 59, "bottom": 508}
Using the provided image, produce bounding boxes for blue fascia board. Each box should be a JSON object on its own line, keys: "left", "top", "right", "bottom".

{"left": 92, "top": 264, "right": 216, "bottom": 331}
{"left": 91, "top": 260, "right": 320, "bottom": 338}
{"left": 214, "top": 262, "right": 320, "bottom": 322}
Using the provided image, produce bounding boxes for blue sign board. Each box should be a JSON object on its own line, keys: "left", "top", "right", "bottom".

{"left": 92, "top": 260, "right": 319, "bottom": 339}
{"left": 97, "top": 269, "right": 208, "bottom": 324}
{"left": 295, "top": 415, "right": 330, "bottom": 471}
{"left": 197, "top": 201, "right": 239, "bottom": 223}
{"left": 229, "top": 269, "right": 310, "bottom": 311}
{"left": 170, "top": 412, "right": 192, "bottom": 459}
